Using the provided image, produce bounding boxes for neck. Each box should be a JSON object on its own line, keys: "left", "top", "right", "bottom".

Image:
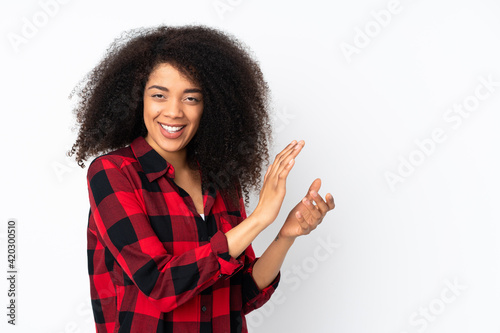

{"left": 162, "top": 149, "right": 189, "bottom": 173}
{"left": 144, "top": 135, "right": 190, "bottom": 172}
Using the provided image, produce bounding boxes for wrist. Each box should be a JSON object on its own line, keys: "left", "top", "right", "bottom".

{"left": 277, "top": 228, "right": 297, "bottom": 244}
{"left": 250, "top": 205, "right": 274, "bottom": 228}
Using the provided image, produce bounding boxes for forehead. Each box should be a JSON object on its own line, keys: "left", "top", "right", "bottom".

{"left": 147, "top": 63, "right": 199, "bottom": 87}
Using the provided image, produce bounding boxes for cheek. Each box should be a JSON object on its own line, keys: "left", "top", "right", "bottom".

{"left": 195, "top": 108, "right": 203, "bottom": 125}
{"left": 191, "top": 114, "right": 203, "bottom": 133}
{"left": 143, "top": 101, "right": 160, "bottom": 120}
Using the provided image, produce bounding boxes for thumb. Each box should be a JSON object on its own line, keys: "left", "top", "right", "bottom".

{"left": 263, "top": 164, "right": 271, "bottom": 183}
{"left": 306, "top": 178, "right": 322, "bottom": 197}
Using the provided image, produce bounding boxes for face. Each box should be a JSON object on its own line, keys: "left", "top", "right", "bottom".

{"left": 143, "top": 63, "right": 203, "bottom": 162}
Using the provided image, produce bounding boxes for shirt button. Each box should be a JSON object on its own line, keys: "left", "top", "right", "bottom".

{"left": 201, "top": 306, "right": 207, "bottom": 312}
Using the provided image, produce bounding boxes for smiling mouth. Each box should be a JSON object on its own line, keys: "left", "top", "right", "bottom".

{"left": 160, "top": 123, "right": 186, "bottom": 133}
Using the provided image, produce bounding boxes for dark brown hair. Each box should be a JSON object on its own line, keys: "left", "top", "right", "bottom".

{"left": 68, "top": 24, "right": 273, "bottom": 207}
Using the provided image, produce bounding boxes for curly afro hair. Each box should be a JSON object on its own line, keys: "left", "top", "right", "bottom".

{"left": 68, "top": 24, "right": 273, "bottom": 207}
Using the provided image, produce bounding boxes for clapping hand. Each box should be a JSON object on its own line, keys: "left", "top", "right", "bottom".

{"left": 253, "top": 140, "right": 305, "bottom": 227}
{"left": 278, "top": 178, "right": 335, "bottom": 239}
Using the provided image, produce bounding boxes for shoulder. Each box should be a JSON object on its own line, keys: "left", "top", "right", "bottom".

{"left": 87, "top": 146, "right": 137, "bottom": 180}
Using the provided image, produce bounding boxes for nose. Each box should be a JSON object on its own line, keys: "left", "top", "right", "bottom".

{"left": 161, "top": 98, "right": 183, "bottom": 119}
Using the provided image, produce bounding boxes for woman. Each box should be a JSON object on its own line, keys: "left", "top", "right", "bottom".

{"left": 69, "top": 24, "right": 335, "bottom": 333}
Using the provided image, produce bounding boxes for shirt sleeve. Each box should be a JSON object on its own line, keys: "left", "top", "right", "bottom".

{"left": 240, "top": 249, "right": 280, "bottom": 315}
{"left": 234, "top": 185, "right": 280, "bottom": 314}
{"left": 87, "top": 156, "right": 244, "bottom": 313}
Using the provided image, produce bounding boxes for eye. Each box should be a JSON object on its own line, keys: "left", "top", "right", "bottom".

{"left": 152, "top": 93, "right": 165, "bottom": 99}
{"left": 185, "top": 96, "right": 201, "bottom": 103}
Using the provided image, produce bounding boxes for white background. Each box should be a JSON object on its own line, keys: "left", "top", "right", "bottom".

{"left": 1, "top": 0, "right": 500, "bottom": 332}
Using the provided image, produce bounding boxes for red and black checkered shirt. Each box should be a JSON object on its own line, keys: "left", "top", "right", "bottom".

{"left": 86, "top": 136, "right": 280, "bottom": 333}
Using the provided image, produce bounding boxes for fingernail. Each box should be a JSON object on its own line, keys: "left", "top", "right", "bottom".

{"left": 302, "top": 197, "right": 308, "bottom": 204}
{"left": 310, "top": 190, "right": 317, "bottom": 197}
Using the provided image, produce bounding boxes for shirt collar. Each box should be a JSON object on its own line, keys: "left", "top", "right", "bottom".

{"left": 130, "top": 136, "right": 176, "bottom": 182}
{"left": 129, "top": 137, "right": 217, "bottom": 212}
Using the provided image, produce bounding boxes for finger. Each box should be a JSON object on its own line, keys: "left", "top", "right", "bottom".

{"left": 278, "top": 140, "right": 304, "bottom": 170}
{"left": 275, "top": 158, "right": 295, "bottom": 187}
{"left": 309, "top": 190, "right": 330, "bottom": 215}
{"left": 302, "top": 197, "right": 322, "bottom": 220}
{"left": 269, "top": 141, "right": 304, "bottom": 183}
{"left": 295, "top": 210, "right": 310, "bottom": 233}
{"left": 297, "top": 206, "right": 318, "bottom": 232}
{"left": 325, "top": 193, "right": 335, "bottom": 210}
{"left": 268, "top": 140, "right": 299, "bottom": 178}
{"left": 263, "top": 164, "right": 271, "bottom": 183}
{"left": 273, "top": 140, "right": 303, "bottom": 171}
{"left": 274, "top": 140, "right": 298, "bottom": 163}
{"left": 305, "top": 178, "right": 322, "bottom": 199}
{"left": 272, "top": 140, "right": 304, "bottom": 179}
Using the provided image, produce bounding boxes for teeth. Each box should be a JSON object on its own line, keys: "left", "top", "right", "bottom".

{"left": 161, "top": 124, "right": 184, "bottom": 133}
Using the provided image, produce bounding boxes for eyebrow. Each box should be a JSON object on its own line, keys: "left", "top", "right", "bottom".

{"left": 147, "top": 85, "right": 202, "bottom": 94}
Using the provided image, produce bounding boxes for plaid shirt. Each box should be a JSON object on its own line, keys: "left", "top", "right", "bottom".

{"left": 87, "top": 136, "right": 279, "bottom": 333}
